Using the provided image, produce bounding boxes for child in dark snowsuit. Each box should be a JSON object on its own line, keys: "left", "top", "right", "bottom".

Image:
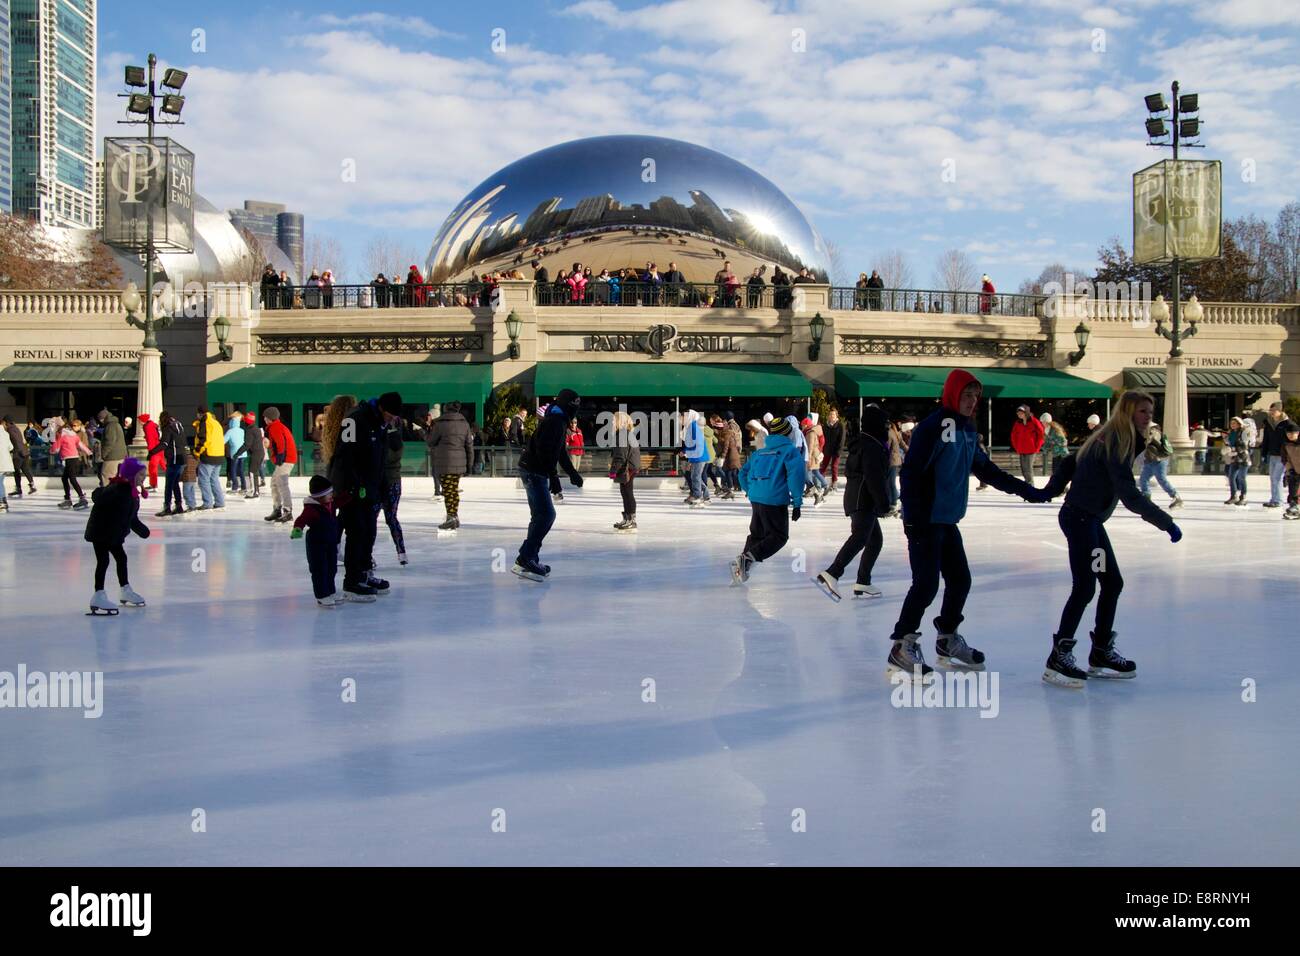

{"left": 291, "top": 475, "right": 340, "bottom": 608}
{"left": 85, "top": 456, "right": 151, "bottom": 615}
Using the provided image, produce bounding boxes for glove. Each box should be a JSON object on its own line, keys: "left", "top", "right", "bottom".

{"left": 571, "top": 474, "right": 583, "bottom": 488}
{"left": 1023, "top": 486, "right": 1050, "bottom": 503}
{"left": 1168, "top": 524, "right": 1182, "bottom": 543}
{"left": 791, "top": 507, "right": 801, "bottom": 522}
{"left": 137, "top": 526, "right": 151, "bottom": 539}
{"left": 290, "top": 528, "right": 303, "bottom": 540}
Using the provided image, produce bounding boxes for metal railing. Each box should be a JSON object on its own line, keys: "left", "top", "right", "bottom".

{"left": 830, "top": 286, "right": 1043, "bottom": 317}
{"left": 535, "top": 280, "right": 786, "bottom": 308}
{"left": 257, "top": 283, "right": 489, "bottom": 311}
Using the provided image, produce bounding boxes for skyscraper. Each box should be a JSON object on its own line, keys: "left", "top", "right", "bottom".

{"left": 228, "top": 199, "right": 305, "bottom": 279}
{"left": 9, "top": 0, "right": 97, "bottom": 227}
{"left": 0, "top": 0, "right": 12, "bottom": 215}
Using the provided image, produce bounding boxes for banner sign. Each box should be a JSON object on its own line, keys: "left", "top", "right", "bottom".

{"left": 103, "top": 137, "right": 195, "bottom": 254}
{"left": 1132, "top": 159, "right": 1222, "bottom": 264}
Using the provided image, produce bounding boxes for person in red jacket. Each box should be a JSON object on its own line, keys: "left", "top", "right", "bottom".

{"left": 979, "top": 273, "right": 996, "bottom": 314}
{"left": 1010, "top": 404, "right": 1046, "bottom": 485}
{"left": 263, "top": 406, "right": 298, "bottom": 522}
{"left": 565, "top": 419, "right": 584, "bottom": 474}
{"left": 140, "top": 413, "right": 163, "bottom": 490}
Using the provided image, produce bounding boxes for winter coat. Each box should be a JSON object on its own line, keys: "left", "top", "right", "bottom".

{"left": 1010, "top": 416, "right": 1045, "bottom": 455}
{"left": 181, "top": 453, "right": 199, "bottom": 483}
{"left": 325, "top": 400, "right": 387, "bottom": 502}
{"left": 4, "top": 421, "right": 28, "bottom": 459}
{"left": 238, "top": 421, "right": 266, "bottom": 465}
{"left": 143, "top": 420, "right": 162, "bottom": 462}
{"left": 1045, "top": 425, "right": 1069, "bottom": 460}
{"left": 887, "top": 429, "right": 904, "bottom": 468}
{"left": 822, "top": 418, "right": 845, "bottom": 460}
{"left": 900, "top": 369, "right": 1035, "bottom": 526}
{"left": 805, "top": 423, "right": 824, "bottom": 468}
{"left": 737, "top": 432, "right": 805, "bottom": 507}
{"left": 1142, "top": 428, "right": 1172, "bottom": 462}
{"left": 1261, "top": 417, "right": 1297, "bottom": 457}
{"left": 147, "top": 419, "right": 187, "bottom": 467}
{"left": 1281, "top": 434, "right": 1300, "bottom": 474}
{"left": 383, "top": 425, "right": 405, "bottom": 485}
{"left": 842, "top": 432, "right": 891, "bottom": 517}
{"left": 83, "top": 480, "right": 149, "bottom": 546}
{"left": 0, "top": 429, "right": 12, "bottom": 473}
{"left": 701, "top": 423, "right": 717, "bottom": 462}
{"left": 610, "top": 427, "right": 640, "bottom": 482}
{"left": 1046, "top": 448, "right": 1175, "bottom": 532}
{"left": 428, "top": 411, "right": 473, "bottom": 476}
{"left": 1222, "top": 429, "right": 1250, "bottom": 466}
{"left": 193, "top": 413, "right": 226, "bottom": 465}
{"left": 224, "top": 421, "right": 247, "bottom": 459}
{"left": 99, "top": 413, "right": 127, "bottom": 461}
{"left": 683, "top": 414, "right": 710, "bottom": 463}
{"left": 713, "top": 421, "right": 742, "bottom": 469}
{"left": 519, "top": 402, "right": 582, "bottom": 480}
{"left": 566, "top": 429, "right": 584, "bottom": 457}
{"left": 1241, "top": 418, "right": 1258, "bottom": 449}
{"left": 265, "top": 419, "right": 297, "bottom": 466}
{"left": 506, "top": 414, "right": 527, "bottom": 447}
{"left": 52, "top": 428, "right": 90, "bottom": 461}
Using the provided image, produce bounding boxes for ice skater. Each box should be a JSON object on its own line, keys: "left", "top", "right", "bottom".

{"left": 427, "top": 401, "right": 474, "bottom": 531}
{"left": 609, "top": 409, "right": 639, "bottom": 531}
{"left": 1282, "top": 421, "right": 1300, "bottom": 520}
{"left": 731, "top": 416, "right": 804, "bottom": 585}
{"left": 513, "top": 389, "right": 583, "bottom": 581}
{"left": 381, "top": 414, "right": 407, "bottom": 562}
{"left": 53, "top": 419, "right": 91, "bottom": 510}
{"left": 813, "top": 405, "right": 891, "bottom": 602}
{"left": 85, "top": 457, "right": 151, "bottom": 615}
{"left": 1039, "top": 390, "right": 1182, "bottom": 688}
{"left": 291, "top": 475, "right": 341, "bottom": 608}
{"left": 887, "top": 369, "right": 1049, "bottom": 678}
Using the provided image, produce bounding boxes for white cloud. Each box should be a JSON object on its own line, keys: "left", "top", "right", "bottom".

{"left": 317, "top": 12, "right": 460, "bottom": 40}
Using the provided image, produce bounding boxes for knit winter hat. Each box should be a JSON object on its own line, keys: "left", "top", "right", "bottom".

{"left": 1087, "top": 414, "right": 1101, "bottom": 426}
{"left": 309, "top": 475, "right": 332, "bottom": 496}
{"left": 264, "top": 407, "right": 281, "bottom": 421}
{"left": 243, "top": 412, "right": 255, "bottom": 425}
{"left": 119, "top": 457, "right": 145, "bottom": 483}
{"left": 768, "top": 417, "right": 792, "bottom": 437}
{"left": 377, "top": 392, "right": 404, "bottom": 416}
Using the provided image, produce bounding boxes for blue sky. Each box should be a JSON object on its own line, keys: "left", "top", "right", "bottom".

{"left": 97, "top": 0, "right": 1300, "bottom": 287}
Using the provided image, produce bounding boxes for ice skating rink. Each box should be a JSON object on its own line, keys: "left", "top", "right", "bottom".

{"left": 1, "top": 474, "right": 1296, "bottom": 866}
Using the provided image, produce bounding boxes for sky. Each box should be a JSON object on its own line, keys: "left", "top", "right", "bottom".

{"left": 96, "top": 0, "right": 1300, "bottom": 288}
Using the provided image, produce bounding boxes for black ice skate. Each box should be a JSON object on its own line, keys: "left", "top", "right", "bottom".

{"left": 1284, "top": 506, "right": 1300, "bottom": 520}
{"left": 58, "top": 499, "right": 74, "bottom": 509}
{"left": 87, "top": 590, "right": 119, "bottom": 616}
{"left": 1043, "top": 635, "right": 1088, "bottom": 689}
{"left": 438, "top": 516, "right": 460, "bottom": 531}
{"left": 365, "top": 573, "right": 391, "bottom": 594}
{"left": 264, "top": 508, "right": 283, "bottom": 522}
{"left": 343, "top": 581, "right": 378, "bottom": 603}
{"left": 887, "top": 633, "right": 933, "bottom": 681}
{"left": 73, "top": 498, "right": 89, "bottom": 510}
{"left": 936, "top": 632, "right": 985, "bottom": 670}
{"left": 812, "top": 570, "right": 842, "bottom": 603}
{"left": 512, "top": 557, "right": 548, "bottom": 582}
{"left": 613, "top": 514, "right": 638, "bottom": 532}
{"left": 1088, "top": 631, "right": 1136, "bottom": 679}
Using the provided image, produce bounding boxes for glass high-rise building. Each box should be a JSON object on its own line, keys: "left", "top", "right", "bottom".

{"left": 9, "top": 0, "right": 96, "bottom": 227}
{"left": 1, "top": 0, "right": 12, "bottom": 214}
{"left": 229, "top": 199, "right": 305, "bottom": 280}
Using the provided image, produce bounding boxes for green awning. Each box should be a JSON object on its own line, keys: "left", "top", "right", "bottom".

{"left": 836, "top": 365, "right": 1111, "bottom": 399}
{"left": 1124, "top": 367, "right": 1276, "bottom": 394}
{"left": 533, "top": 362, "right": 812, "bottom": 398}
{"left": 207, "top": 363, "right": 493, "bottom": 410}
{"left": 0, "top": 363, "right": 138, "bottom": 385}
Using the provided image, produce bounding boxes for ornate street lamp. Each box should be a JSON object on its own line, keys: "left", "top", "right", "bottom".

{"left": 808, "top": 311, "right": 826, "bottom": 361}
{"left": 122, "top": 280, "right": 173, "bottom": 455}
{"left": 505, "top": 310, "right": 522, "bottom": 360}
{"left": 212, "top": 314, "right": 233, "bottom": 361}
{"left": 1067, "top": 321, "right": 1091, "bottom": 366}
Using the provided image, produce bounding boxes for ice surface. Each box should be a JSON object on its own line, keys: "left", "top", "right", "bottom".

{"left": 0, "top": 474, "right": 1296, "bottom": 866}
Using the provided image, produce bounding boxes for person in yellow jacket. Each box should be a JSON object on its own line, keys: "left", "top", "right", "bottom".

{"left": 191, "top": 406, "right": 227, "bottom": 509}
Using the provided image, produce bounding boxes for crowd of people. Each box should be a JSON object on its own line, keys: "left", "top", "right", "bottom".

{"left": 533, "top": 259, "right": 819, "bottom": 308}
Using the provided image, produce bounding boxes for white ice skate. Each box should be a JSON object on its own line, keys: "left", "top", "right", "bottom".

{"left": 812, "top": 571, "right": 842, "bottom": 603}
{"left": 852, "top": 583, "right": 883, "bottom": 599}
{"left": 316, "top": 594, "right": 340, "bottom": 609}
{"left": 729, "top": 552, "right": 754, "bottom": 586}
{"left": 119, "top": 585, "right": 146, "bottom": 608}
{"left": 87, "top": 590, "right": 118, "bottom": 616}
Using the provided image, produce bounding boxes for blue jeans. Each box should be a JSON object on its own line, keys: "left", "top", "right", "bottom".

{"left": 806, "top": 465, "right": 828, "bottom": 491}
{"left": 1227, "top": 463, "right": 1248, "bottom": 497}
{"left": 887, "top": 466, "right": 900, "bottom": 506}
{"left": 183, "top": 480, "right": 197, "bottom": 510}
{"left": 163, "top": 462, "right": 183, "bottom": 512}
{"left": 688, "top": 460, "right": 708, "bottom": 499}
{"left": 1138, "top": 459, "right": 1178, "bottom": 499}
{"left": 231, "top": 457, "right": 247, "bottom": 492}
{"left": 1268, "top": 455, "right": 1284, "bottom": 504}
{"left": 198, "top": 462, "right": 226, "bottom": 507}
{"left": 518, "top": 469, "right": 556, "bottom": 564}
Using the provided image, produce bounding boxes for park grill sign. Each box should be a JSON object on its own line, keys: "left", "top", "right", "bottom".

{"left": 1132, "top": 159, "right": 1222, "bottom": 264}
{"left": 103, "top": 137, "right": 196, "bottom": 255}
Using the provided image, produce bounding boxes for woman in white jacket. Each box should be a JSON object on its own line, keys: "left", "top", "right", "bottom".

{"left": 0, "top": 427, "right": 13, "bottom": 512}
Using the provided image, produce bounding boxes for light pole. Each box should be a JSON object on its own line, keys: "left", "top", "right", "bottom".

{"left": 119, "top": 55, "right": 187, "bottom": 455}
{"left": 1144, "top": 81, "right": 1203, "bottom": 450}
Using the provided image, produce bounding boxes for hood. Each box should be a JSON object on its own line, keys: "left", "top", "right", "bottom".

{"left": 809, "top": 412, "right": 819, "bottom": 426}
{"left": 941, "top": 369, "right": 980, "bottom": 414}
{"left": 685, "top": 410, "right": 700, "bottom": 425}
{"left": 745, "top": 419, "right": 768, "bottom": 435}
{"left": 784, "top": 415, "right": 802, "bottom": 435}
{"left": 552, "top": 388, "right": 581, "bottom": 418}
{"left": 861, "top": 404, "right": 890, "bottom": 445}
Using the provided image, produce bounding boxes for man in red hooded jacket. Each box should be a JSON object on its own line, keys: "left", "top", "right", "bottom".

{"left": 1010, "top": 405, "right": 1046, "bottom": 485}
{"left": 140, "top": 413, "right": 163, "bottom": 490}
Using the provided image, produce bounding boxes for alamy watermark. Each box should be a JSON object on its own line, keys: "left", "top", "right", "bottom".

{"left": 0, "top": 664, "right": 103, "bottom": 718}
{"left": 890, "top": 669, "right": 1000, "bottom": 718}
{"left": 1043, "top": 273, "right": 1155, "bottom": 327}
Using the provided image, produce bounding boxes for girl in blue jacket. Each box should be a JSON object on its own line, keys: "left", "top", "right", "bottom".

{"left": 731, "top": 417, "right": 805, "bottom": 584}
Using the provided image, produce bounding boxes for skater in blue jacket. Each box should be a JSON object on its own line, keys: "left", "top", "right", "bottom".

{"left": 731, "top": 416, "right": 805, "bottom": 584}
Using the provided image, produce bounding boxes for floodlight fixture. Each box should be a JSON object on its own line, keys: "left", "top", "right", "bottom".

{"left": 125, "top": 65, "right": 147, "bottom": 87}
{"left": 161, "top": 68, "right": 188, "bottom": 91}
{"left": 1144, "top": 93, "right": 1167, "bottom": 113}
{"left": 127, "top": 93, "right": 152, "bottom": 115}
{"left": 1145, "top": 117, "right": 1167, "bottom": 138}
{"left": 1178, "top": 93, "right": 1198, "bottom": 113}
{"left": 1179, "top": 118, "right": 1200, "bottom": 138}
{"left": 160, "top": 94, "right": 185, "bottom": 116}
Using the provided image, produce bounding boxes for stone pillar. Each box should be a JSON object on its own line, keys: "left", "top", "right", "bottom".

{"left": 1164, "top": 353, "right": 1192, "bottom": 450}
{"left": 131, "top": 345, "right": 164, "bottom": 457}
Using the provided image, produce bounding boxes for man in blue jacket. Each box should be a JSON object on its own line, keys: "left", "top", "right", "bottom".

{"left": 732, "top": 416, "right": 805, "bottom": 584}
{"left": 889, "top": 368, "right": 1048, "bottom": 678}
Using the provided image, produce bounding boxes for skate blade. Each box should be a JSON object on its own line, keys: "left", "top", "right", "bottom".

{"left": 937, "top": 656, "right": 985, "bottom": 672}
{"left": 886, "top": 664, "right": 935, "bottom": 683}
{"left": 811, "top": 576, "right": 842, "bottom": 603}
{"left": 852, "top": 590, "right": 883, "bottom": 599}
{"left": 1087, "top": 667, "right": 1136, "bottom": 680}
{"left": 511, "top": 566, "right": 546, "bottom": 583}
{"left": 119, "top": 602, "right": 146, "bottom": 608}
{"left": 436, "top": 529, "right": 459, "bottom": 536}
{"left": 87, "top": 608, "right": 119, "bottom": 616}
{"left": 343, "top": 593, "right": 377, "bottom": 603}
{"left": 1042, "top": 669, "right": 1086, "bottom": 689}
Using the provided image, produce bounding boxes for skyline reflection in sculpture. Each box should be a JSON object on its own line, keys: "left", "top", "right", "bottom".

{"left": 426, "top": 135, "right": 830, "bottom": 285}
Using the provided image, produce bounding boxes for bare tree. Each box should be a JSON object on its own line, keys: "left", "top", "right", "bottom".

{"left": 364, "top": 234, "right": 422, "bottom": 279}
{"left": 1017, "top": 263, "right": 1091, "bottom": 295}
{"left": 303, "top": 234, "right": 348, "bottom": 283}
{"left": 1273, "top": 201, "right": 1300, "bottom": 301}
{"left": 871, "top": 249, "right": 914, "bottom": 289}
{"left": 232, "top": 227, "right": 270, "bottom": 287}
{"left": 932, "top": 248, "right": 979, "bottom": 292}
{"left": 822, "top": 239, "right": 849, "bottom": 287}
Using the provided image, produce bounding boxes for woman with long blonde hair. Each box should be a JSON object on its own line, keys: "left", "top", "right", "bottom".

{"left": 609, "top": 409, "right": 639, "bottom": 531}
{"left": 319, "top": 394, "right": 358, "bottom": 468}
{"left": 1041, "top": 390, "right": 1182, "bottom": 688}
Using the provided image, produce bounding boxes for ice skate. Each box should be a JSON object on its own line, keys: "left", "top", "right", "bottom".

{"left": 87, "top": 590, "right": 119, "bottom": 616}
{"left": 1169, "top": 497, "right": 1184, "bottom": 509}
{"left": 812, "top": 570, "right": 842, "bottom": 603}
{"left": 343, "top": 582, "right": 378, "bottom": 603}
{"left": 1235, "top": 496, "right": 1248, "bottom": 508}
{"left": 512, "top": 557, "right": 548, "bottom": 582}
{"left": 887, "top": 633, "right": 933, "bottom": 681}
{"left": 1284, "top": 506, "right": 1299, "bottom": 520}
{"left": 729, "top": 551, "right": 755, "bottom": 586}
{"left": 366, "top": 573, "right": 391, "bottom": 594}
{"left": 316, "top": 594, "right": 341, "bottom": 609}
{"left": 936, "top": 632, "right": 985, "bottom": 670}
{"left": 614, "top": 514, "right": 638, "bottom": 532}
{"left": 397, "top": 551, "right": 409, "bottom": 566}
{"left": 852, "top": 583, "right": 883, "bottom": 598}
{"left": 73, "top": 498, "right": 89, "bottom": 510}
{"left": 1043, "top": 635, "right": 1088, "bottom": 688}
{"left": 119, "top": 585, "right": 146, "bottom": 608}
{"left": 1223, "top": 494, "right": 1237, "bottom": 505}
{"left": 58, "top": 498, "right": 73, "bottom": 509}
{"left": 1087, "top": 631, "right": 1136, "bottom": 679}
{"left": 438, "top": 516, "right": 460, "bottom": 531}
{"left": 155, "top": 508, "right": 173, "bottom": 518}
{"left": 274, "top": 510, "right": 292, "bottom": 522}
{"left": 264, "top": 508, "right": 283, "bottom": 522}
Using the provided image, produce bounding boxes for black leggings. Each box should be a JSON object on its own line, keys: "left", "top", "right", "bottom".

{"left": 93, "top": 541, "right": 128, "bottom": 591}
{"left": 892, "top": 523, "right": 970, "bottom": 639}
{"left": 11, "top": 455, "right": 34, "bottom": 490}
{"left": 61, "top": 459, "right": 84, "bottom": 499}
{"left": 1055, "top": 505, "right": 1123, "bottom": 643}
{"left": 827, "top": 510, "right": 883, "bottom": 585}
{"left": 618, "top": 476, "right": 636, "bottom": 516}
